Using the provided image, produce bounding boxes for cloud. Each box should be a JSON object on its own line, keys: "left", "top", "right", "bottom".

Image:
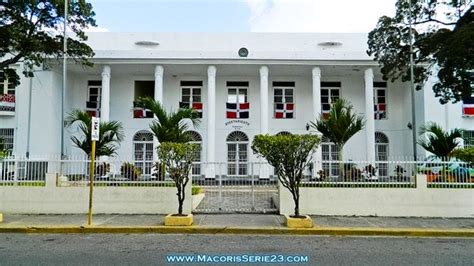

{"left": 244, "top": 0, "right": 396, "bottom": 33}
{"left": 83, "top": 26, "right": 110, "bottom": 32}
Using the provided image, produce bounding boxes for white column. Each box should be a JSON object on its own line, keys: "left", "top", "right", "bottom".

{"left": 100, "top": 65, "right": 111, "bottom": 122}
{"left": 206, "top": 65, "right": 216, "bottom": 178}
{"left": 259, "top": 66, "right": 270, "bottom": 179}
{"left": 312, "top": 67, "right": 322, "bottom": 178}
{"left": 259, "top": 66, "right": 269, "bottom": 134}
{"left": 364, "top": 68, "right": 376, "bottom": 162}
{"left": 154, "top": 65, "right": 164, "bottom": 104}
{"left": 153, "top": 65, "right": 164, "bottom": 162}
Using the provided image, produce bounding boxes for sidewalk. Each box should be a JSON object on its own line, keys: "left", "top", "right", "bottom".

{"left": 1, "top": 214, "right": 473, "bottom": 237}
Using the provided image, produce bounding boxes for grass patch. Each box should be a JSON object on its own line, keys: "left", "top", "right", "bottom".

{"left": 0, "top": 181, "right": 45, "bottom": 187}
{"left": 300, "top": 183, "right": 416, "bottom": 188}
{"left": 427, "top": 183, "right": 474, "bottom": 189}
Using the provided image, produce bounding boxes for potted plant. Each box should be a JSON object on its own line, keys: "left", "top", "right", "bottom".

{"left": 157, "top": 142, "right": 199, "bottom": 226}
{"left": 252, "top": 134, "right": 320, "bottom": 228}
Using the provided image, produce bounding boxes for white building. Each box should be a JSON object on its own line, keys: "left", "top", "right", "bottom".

{"left": 1, "top": 33, "right": 473, "bottom": 178}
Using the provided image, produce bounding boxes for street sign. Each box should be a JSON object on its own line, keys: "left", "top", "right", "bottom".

{"left": 91, "top": 117, "right": 100, "bottom": 141}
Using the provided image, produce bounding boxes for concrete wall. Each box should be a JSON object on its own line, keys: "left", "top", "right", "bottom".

{"left": 279, "top": 175, "right": 474, "bottom": 218}
{"left": 0, "top": 174, "right": 192, "bottom": 214}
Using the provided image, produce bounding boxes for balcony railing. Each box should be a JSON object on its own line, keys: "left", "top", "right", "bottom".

{"left": 0, "top": 94, "right": 15, "bottom": 116}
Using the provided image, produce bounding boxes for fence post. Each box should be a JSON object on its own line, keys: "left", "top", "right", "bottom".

{"left": 251, "top": 163, "right": 255, "bottom": 211}
{"left": 45, "top": 173, "right": 57, "bottom": 187}
{"left": 416, "top": 174, "right": 427, "bottom": 190}
{"left": 218, "top": 163, "right": 222, "bottom": 211}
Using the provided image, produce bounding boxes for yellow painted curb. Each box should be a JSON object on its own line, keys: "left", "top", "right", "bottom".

{"left": 0, "top": 225, "right": 473, "bottom": 237}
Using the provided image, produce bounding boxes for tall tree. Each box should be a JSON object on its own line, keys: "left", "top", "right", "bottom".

{"left": 0, "top": 0, "right": 96, "bottom": 86}
{"left": 310, "top": 99, "right": 365, "bottom": 162}
{"left": 65, "top": 110, "right": 124, "bottom": 157}
{"left": 135, "top": 97, "right": 200, "bottom": 143}
{"left": 367, "top": 0, "right": 473, "bottom": 104}
{"left": 418, "top": 122, "right": 462, "bottom": 158}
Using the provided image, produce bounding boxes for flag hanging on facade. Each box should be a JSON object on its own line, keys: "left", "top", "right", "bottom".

{"left": 133, "top": 102, "right": 153, "bottom": 118}
{"left": 179, "top": 102, "right": 203, "bottom": 118}
{"left": 274, "top": 103, "right": 294, "bottom": 119}
{"left": 0, "top": 94, "right": 15, "bottom": 112}
{"left": 226, "top": 102, "right": 249, "bottom": 119}
{"left": 462, "top": 94, "right": 474, "bottom": 116}
{"left": 374, "top": 103, "right": 386, "bottom": 119}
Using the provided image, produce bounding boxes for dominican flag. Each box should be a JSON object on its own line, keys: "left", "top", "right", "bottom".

{"left": 374, "top": 103, "right": 386, "bottom": 119}
{"left": 133, "top": 108, "right": 153, "bottom": 118}
{"left": 226, "top": 102, "right": 249, "bottom": 119}
{"left": 133, "top": 102, "right": 153, "bottom": 118}
{"left": 462, "top": 94, "right": 474, "bottom": 116}
{"left": 179, "top": 102, "right": 203, "bottom": 118}
{"left": 274, "top": 103, "right": 294, "bottom": 119}
{"left": 0, "top": 94, "right": 15, "bottom": 112}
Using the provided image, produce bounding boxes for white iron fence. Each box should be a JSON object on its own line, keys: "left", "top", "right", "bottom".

{"left": 0, "top": 156, "right": 472, "bottom": 189}
{"left": 192, "top": 162, "right": 278, "bottom": 213}
{"left": 0, "top": 156, "right": 48, "bottom": 186}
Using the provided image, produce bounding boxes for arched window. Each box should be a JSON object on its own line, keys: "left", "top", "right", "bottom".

{"left": 276, "top": 131, "right": 292, "bottom": 136}
{"left": 185, "top": 131, "right": 202, "bottom": 177}
{"left": 226, "top": 131, "right": 249, "bottom": 176}
{"left": 321, "top": 136, "right": 339, "bottom": 178}
{"left": 375, "top": 132, "right": 389, "bottom": 177}
{"left": 133, "top": 130, "right": 154, "bottom": 177}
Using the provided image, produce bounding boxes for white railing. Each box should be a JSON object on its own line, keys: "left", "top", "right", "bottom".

{"left": 1, "top": 155, "right": 472, "bottom": 188}
{"left": 0, "top": 155, "right": 48, "bottom": 186}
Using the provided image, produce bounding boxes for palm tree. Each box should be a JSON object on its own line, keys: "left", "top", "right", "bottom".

{"left": 135, "top": 97, "right": 200, "bottom": 180}
{"left": 65, "top": 110, "right": 125, "bottom": 157}
{"left": 418, "top": 123, "right": 462, "bottom": 182}
{"left": 310, "top": 99, "right": 365, "bottom": 162}
{"left": 134, "top": 97, "right": 200, "bottom": 143}
{"left": 418, "top": 122, "right": 462, "bottom": 159}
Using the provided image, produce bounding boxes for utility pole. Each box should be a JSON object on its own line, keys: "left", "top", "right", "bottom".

{"left": 408, "top": 0, "right": 417, "bottom": 160}
{"left": 61, "top": 0, "right": 68, "bottom": 158}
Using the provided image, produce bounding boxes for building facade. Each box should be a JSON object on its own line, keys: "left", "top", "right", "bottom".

{"left": 1, "top": 33, "right": 473, "bottom": 178}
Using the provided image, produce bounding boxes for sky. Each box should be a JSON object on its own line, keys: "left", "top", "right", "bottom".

{"left": 87, "top": 0, "right": 398, "bottom": 33}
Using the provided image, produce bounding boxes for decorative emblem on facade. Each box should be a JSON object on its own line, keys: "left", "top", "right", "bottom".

{"left": 225, "top": 119, "right": 250, "bottom": 130}
{"left": 238, "top": 47, "right": 248, "bottom": 57}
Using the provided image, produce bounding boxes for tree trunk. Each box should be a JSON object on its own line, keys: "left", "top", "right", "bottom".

{"left": 176, "top": 184, "right": 183, "bottom": 215}
{"left": 291, "top": 187, "right": 300, "bottom": 217}
{"left": 337, "top": 145, "right": 344, "bottom": 180}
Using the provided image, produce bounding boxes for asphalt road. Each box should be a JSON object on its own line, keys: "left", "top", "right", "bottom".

{"left": 0, "top": 234, "right": 472, "bottom": 265}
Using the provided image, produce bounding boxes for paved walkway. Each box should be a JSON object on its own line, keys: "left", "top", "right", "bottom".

{"left": 1, "top": 214, "right": 473, "bottom": 229}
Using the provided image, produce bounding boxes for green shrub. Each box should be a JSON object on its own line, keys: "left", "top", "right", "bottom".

{"left": 192, "top": 185, "right": 203, "bottom": 195}
{"left": 452, "top": 147, "right": 474, "bottom": 165}
{"left": 252, "top": 134, "right": 320, "bottom": 217}
{"left": 158, "top": 142, "right": 200, "bottom": 215}
{"left": 120, "top": 162, "right": 141, "bottom": 181}
{"left": 94, "top": 163, "right": 110, "bottom": 177}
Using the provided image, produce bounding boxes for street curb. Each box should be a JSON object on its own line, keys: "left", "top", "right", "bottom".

{"left": 0, "top": 226, "right": 473, "bottom": 237}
